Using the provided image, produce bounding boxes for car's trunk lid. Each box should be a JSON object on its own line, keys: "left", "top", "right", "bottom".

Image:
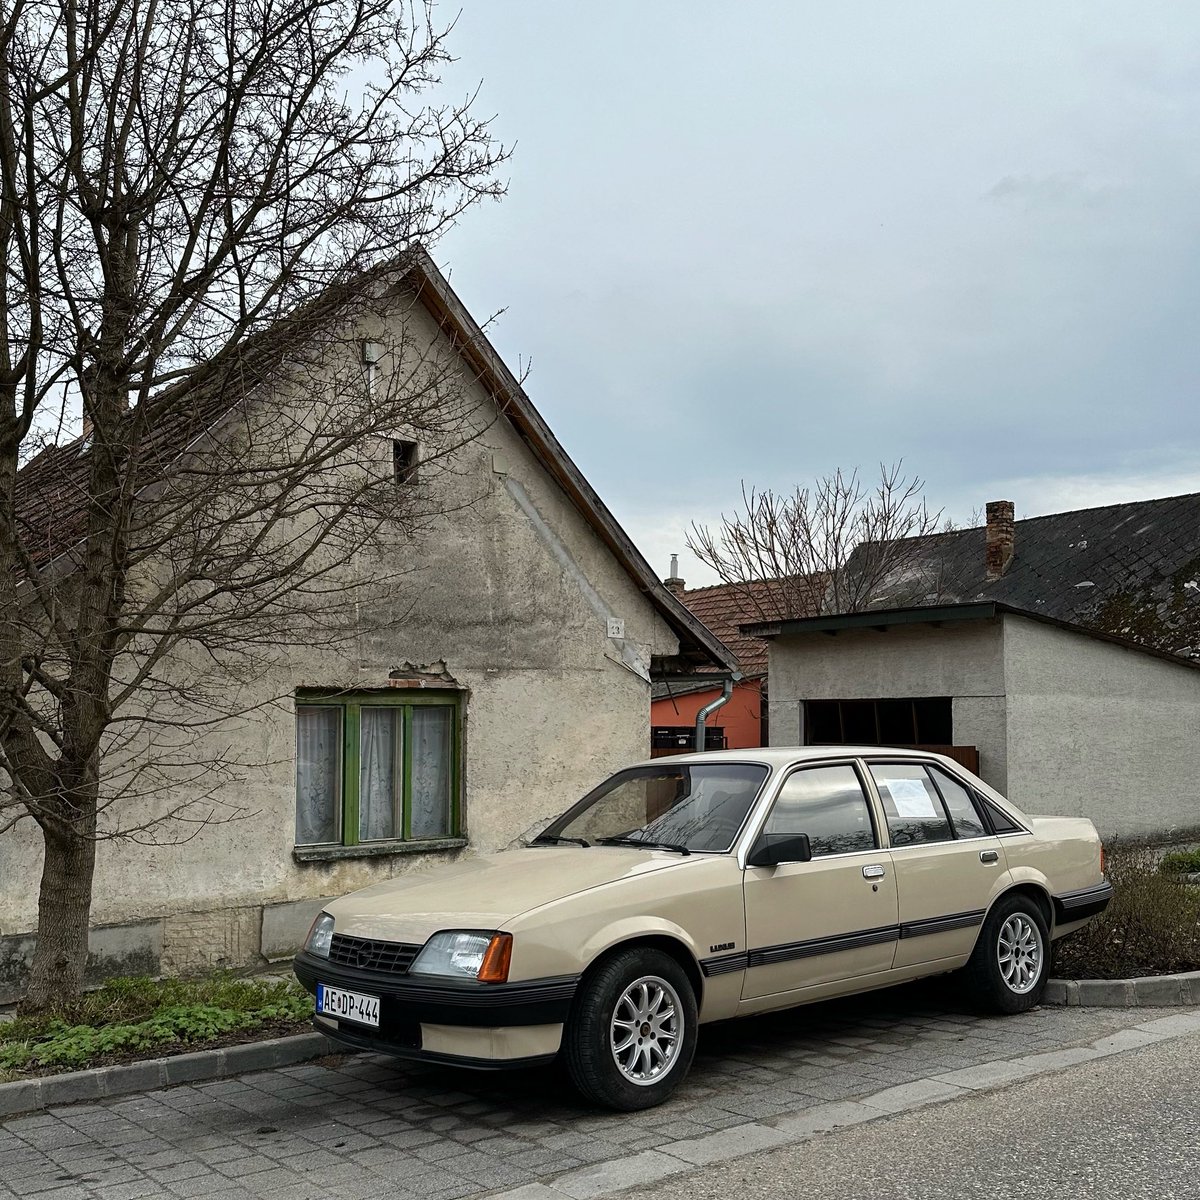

{"left": 1021, "top": 815, "right": 1105, "bottom": 891}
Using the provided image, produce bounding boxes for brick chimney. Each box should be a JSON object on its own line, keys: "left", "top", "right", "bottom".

{"left": 985, "top": 500, "right": 1015, "bottom": 580}
{"left": 664, "top": 553, "right": 686, "bottom": 598}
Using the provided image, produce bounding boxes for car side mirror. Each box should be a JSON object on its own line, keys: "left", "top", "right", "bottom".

{"left": 747, "top": 832, "right": 812, "bottom": 868}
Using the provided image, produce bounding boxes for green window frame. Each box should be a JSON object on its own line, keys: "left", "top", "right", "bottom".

{"left": 294, "top": 690, "right": 462, "bottom": 848}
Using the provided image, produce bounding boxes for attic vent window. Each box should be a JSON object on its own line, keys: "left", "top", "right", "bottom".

{"left": 361, "top": 340, "right": 385, "bottom": 393}
{"left": 392, "top": 439, "right": 418, "bottom": 485}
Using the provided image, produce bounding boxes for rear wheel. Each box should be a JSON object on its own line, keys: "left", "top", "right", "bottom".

{"left": 962, "top": 892, "right": 1049, "bottom": 1013}
{"left": 564, "top": 947, "right": 698, "bottom": 1110}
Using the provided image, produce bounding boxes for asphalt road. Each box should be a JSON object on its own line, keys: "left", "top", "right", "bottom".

{"left": 630, "top": 1029, "right": 1200, "bottom": 1200}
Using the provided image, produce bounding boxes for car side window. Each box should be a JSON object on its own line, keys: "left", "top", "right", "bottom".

{"left": 868, "top": 763, "right": 954, "bottom": 847}
{"left": 928, "top": 766, "right": 988, "bottom": 839}
{"left": 981, "top": 797, "right": 1023, "bottom": 834}
{"left": 763, "top": 765, "right": 877, "bottom": 857}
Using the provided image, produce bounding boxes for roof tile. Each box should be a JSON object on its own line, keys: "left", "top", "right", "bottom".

{"left": 673, "top": 577, "right": 825, "bottom": 679}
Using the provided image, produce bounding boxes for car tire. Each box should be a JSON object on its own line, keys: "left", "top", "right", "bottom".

{"left": 564, "top": 946, "right": 698, "bottom": 1111}
{"left": 962, "top": 892, "right": 1050, "bottom": 1014}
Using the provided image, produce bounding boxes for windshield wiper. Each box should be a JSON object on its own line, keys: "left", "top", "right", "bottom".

{"left": 597, "top": 835, "right": 691, "bottom": 856}
{"left": 532, "top": 833, "right": 591, "bottom": 848}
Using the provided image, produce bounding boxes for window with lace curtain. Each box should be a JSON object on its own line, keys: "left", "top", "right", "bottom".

{"left": 295, "top": 691, "right": 460, "bottom": 847}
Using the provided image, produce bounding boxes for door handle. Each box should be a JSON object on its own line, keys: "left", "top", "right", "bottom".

{"left": 862, "top": 864, "right": 886, "bottom": 879}
{"left": 979, "top": 850, "right": 1000, "bottom": 864}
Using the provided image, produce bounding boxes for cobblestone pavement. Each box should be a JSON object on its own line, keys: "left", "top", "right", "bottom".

{"left": 0, "top": 982, "right": 1164, "bottom": 1200}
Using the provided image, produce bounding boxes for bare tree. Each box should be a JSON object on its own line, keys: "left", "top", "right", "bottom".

{"left": 0, "top": 0, "right": 507, "bottom": 1008}
{"left": 686, "top": 463, "right": 945, "bottom": 622}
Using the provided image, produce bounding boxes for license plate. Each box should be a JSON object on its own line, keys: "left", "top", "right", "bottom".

{"left": 316, "top": 983, "right": 380, "bottom": 1027}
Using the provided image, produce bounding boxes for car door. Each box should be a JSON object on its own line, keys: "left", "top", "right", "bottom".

{"left": 866, "top": 760, "right": 1005, "bottom": 970}
{"left": 741, "top": 761, "right": 899, "bottom": 1000}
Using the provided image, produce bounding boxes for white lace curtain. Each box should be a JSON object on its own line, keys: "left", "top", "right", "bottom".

{"left": 411, "top": 707, "right": 452, "bottom": 838}
{"left": 295, "top": 707, "right": 341, "bottom": 844}
{"left": 359, "top": 708, "right": 399, "bottom": 841}
{"left": 297, "top": 702, "right": 453, "bottom": 845}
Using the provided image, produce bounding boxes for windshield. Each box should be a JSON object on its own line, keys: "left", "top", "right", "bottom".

{"left": 540, "top": 762, "right": 770, "bottom": 853}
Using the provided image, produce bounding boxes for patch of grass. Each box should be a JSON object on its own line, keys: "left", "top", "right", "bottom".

{"left": 1054, "top": 846, "right": 1200, "bottom": 980}
{"left": 1159, "top": 848, "right": 1200, "bottom": 876}
{"left": 0, "top": 975, "right": 311, "bottom": 1075}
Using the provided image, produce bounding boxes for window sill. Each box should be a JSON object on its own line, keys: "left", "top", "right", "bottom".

{"left": 292, "top": 837, "right": 468, "bottom": 864}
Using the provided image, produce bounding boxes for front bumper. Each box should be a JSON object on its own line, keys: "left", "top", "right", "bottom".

{"left": 293, "top": 950, "right": 578, "bottom": 1068}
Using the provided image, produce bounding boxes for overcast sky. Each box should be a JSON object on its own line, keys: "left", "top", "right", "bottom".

{"left": 437, "top": 2, "right": 1200, "bottom": 587}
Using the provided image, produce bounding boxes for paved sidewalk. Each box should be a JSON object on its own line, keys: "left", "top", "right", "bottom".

{"left": 0, "top": 982, "right": 1172, "bottom": 1200}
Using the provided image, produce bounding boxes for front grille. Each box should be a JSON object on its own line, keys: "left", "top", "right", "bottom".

{"left": 328, "top": 933, "right": 421, "bottom": 974}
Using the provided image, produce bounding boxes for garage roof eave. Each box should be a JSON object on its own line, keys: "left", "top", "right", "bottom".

{"left": 741, "top": 602, "right": 1000, "bottom": 639}
{"left": 741, "top": 600, "right": 1200, "bottom": 673}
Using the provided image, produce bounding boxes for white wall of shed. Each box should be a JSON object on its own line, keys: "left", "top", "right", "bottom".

{"left": 764, "top": 620, "right": 1009, "bottom": 792}
{"left": 1002, "top": 615, "right": 1200, "bottom": 839}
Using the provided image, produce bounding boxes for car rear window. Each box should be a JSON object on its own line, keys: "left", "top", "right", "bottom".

{"left": 868, "top": 762, "right": 954, "bottom": 846}
{"left": 927, "top": 766, "right": 988, "bottom": 839}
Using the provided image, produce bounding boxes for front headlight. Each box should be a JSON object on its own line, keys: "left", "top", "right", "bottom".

{"left": 410, "top": 930, "right": 512, "bottom": 982}
{"left": 305, "top": 913, "right": 335, "bottom": 958}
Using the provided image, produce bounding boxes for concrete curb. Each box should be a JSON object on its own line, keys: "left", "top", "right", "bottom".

{"left": 1043, "top": 970, "right": 1199, "bottom": 1007}
{"left": 0, "top": 1031, "right": 336, "bottom": 1118}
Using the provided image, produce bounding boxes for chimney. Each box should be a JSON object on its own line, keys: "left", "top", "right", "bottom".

{"left": 985, "top": 500, "right": 1015, "bottom": 580}
{"left": 664, "top": 553, "right": 686, "bottom": 598}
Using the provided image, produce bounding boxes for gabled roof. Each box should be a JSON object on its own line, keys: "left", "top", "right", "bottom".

{"left": 410, "top": 252, "right": 734, "bottom": 674}
{"left": 856, "top": 492, "right": 1200, "bottom": 657}
{"left": 16, "top": 292, "right": 343, "bottom": 571}
{"left": 650, "top": 577, "right": 824, "bottom": 700}
{"left": 14, "top": 251, "right": 735, "bottom": 675}
{"left": 673, "top": 582, "right": 773, "bottom": 681}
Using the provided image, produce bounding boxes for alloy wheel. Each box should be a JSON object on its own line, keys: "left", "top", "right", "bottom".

{"left": 609, "top": 975, "right": 682, "bottom": 1086}
{"left": 997, "top": 912, "right": 1043, "bottom": 994}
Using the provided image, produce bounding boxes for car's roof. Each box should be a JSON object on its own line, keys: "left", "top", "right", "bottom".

{"left": 634, "top": 745, "right": 950, "bottom": 769}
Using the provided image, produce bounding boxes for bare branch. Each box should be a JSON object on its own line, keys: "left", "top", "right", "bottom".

{"left": 0, "top": 0, "right": 507, "bottom": 1006}
{"left": 687, "top": 462, "right": 945, "bottom": 621}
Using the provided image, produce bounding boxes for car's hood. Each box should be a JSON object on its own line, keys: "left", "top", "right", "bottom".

{"left": 324, "top": 846, "right": 689, "bottom": 943}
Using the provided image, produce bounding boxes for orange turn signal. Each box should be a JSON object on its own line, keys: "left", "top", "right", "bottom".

{"left": 477, "top": 933, "right": 513, "bottom": 983}
{"left": 1100, "top": 844, "right": 1106, "bottom": 877}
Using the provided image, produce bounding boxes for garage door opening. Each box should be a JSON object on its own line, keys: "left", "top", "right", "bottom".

{"left": 804, "top": 697, "right": 979, "bottom": 773}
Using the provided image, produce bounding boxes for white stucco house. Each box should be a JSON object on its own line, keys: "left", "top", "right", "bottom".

{"left": 0, "top": 252, "right": 734, "bottom": 1001}
{"left": 749, "top": 498, "right": 1200, "bottom": 840}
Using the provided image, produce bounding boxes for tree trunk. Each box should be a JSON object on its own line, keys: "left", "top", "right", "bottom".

{"left": 21, "top": 815, "right": 98, "bottom": 1013}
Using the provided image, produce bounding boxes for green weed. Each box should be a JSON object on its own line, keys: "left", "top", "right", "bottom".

{"left": 1, "top": 975, "right": 310, "bottom": 1074}
{"left": 1159, "top": 848, "right": 1200, "bottom": 876}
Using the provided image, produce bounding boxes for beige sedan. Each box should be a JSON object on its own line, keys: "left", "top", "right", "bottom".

{"left": 294, "top": 747, "right": 1111, "bottom": 1110}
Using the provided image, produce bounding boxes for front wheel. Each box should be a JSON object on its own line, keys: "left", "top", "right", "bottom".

{"left": 564, "top": 947, "right": 698, "bottom": 1110}
{"left": 962, "top": 893, "right": 1049, "bottom": 1013}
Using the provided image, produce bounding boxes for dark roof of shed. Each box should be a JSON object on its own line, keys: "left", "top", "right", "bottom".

{"left": 855, "top": 492, "right": 1200, "bottom": 655}
{"left": 14, "top": 251, "right": 735, "bottom": 675}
